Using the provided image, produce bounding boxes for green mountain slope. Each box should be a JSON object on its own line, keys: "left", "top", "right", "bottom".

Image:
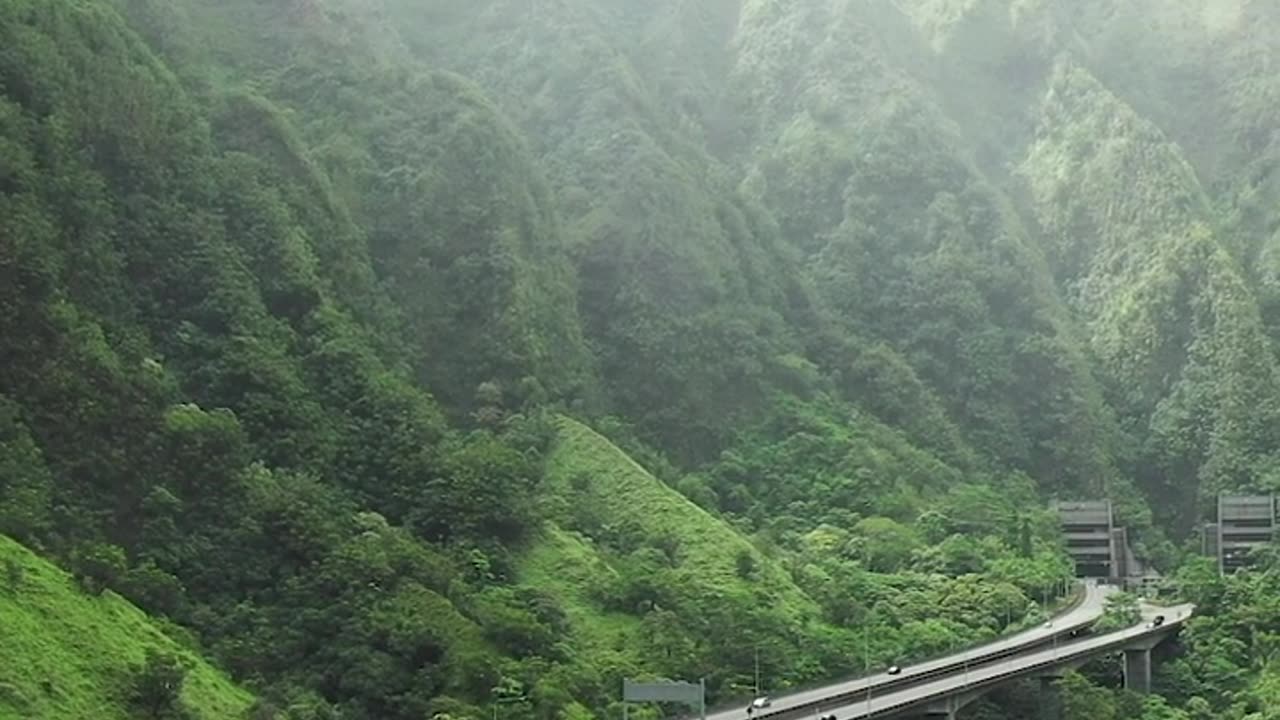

{"left": 728, "top": 0, "right": 1127, "bottom": 501}
{"left": 368, "top": 0, "right": 1280, "bottom": 539}
{"left": 10, "top": 0, "right": 1280, "bottom": 718}
{"left": 0, "top": 536, "right": 252, "bottom": 720}
{"left": 0, "top": 3, "right": 1069, "bottom": 717}
{"left": 518, "top": 417, "right": 1070, "bottom": 702}
{"left": 544, "top": 417, "right": 818, "bottom": 620}
{"left": 515, "top": 416, "right": 835, "bottom": 697}
{"left": 372, "top": 0, "right": 820, "bottom": 461}
{"left": 115, "top": 0, "right": 599, "bottom": 416}
{"left": 1020, "top": 60, "right": 1280, "bottom": 528}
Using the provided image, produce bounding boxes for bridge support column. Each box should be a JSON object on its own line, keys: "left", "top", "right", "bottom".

{"left": 1123, "top": 648, "right": 1152, "bottom": 694}
{"left": 1038, "top": 677, "right": 1062, "bottom": 720}
{"left": 919, "top": 696, "right": 959, "bottom": 719}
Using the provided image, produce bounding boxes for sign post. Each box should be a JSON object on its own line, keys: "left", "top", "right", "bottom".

{"left": 623, "top": 678, "right": 706, "bottom": 720}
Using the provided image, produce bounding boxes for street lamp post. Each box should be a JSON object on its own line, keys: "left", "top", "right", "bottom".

{"left": 754, "top": 646, "right": 761, "bottom": 697}
{"left": 864, "top": 602, "right": 878, "bottom": 716}
{"left": 863, "top": 545, "right": 872, "bottom": 717}
{"left": 864, "top": 620, "right": 870, "bottom": 715}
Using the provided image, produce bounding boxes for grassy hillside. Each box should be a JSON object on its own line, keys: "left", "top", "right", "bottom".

{"left": 0, "top": 536, "right": 252, "bottom": 720}
{"left": 517, "top": 418, "right": 1064, "bottom": 703}
{"left": 517, "top": 525, "right": 642, "bottom": 660}
{"left": 544, "top": 417, "right": 819, "bottom": 621}
{"left": 522, "top": 416, "right": 827, "bottom": 696}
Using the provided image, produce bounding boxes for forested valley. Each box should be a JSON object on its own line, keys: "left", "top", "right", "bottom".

{"left": 3, "top": 1, "right": 1280, "bottom": 719}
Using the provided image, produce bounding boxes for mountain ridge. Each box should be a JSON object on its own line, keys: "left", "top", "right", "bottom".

{"left": 5, "top": 1, "right": 1280, "bottom": 718}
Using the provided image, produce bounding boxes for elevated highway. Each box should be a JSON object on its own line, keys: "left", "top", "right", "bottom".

{"left": 830, "top": 602, "right": 1192, "bottom": 718}
{"left": 704, "top": 584, "right": 1190, "bottom": 720}
{"left": 706, "top": 582, "right": 1112, "bottom": 720}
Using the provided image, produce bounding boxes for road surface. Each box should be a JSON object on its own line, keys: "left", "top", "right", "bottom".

{"left": 829, "top": 602, "right": 1194, "bottom": 718}
{"left": 706, "top": 581, "right": 1114, "bottom": 720}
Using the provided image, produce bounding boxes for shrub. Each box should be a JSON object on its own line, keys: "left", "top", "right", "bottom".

{"left": 3, "top": 557, "right": 22, "bottom": 590}
{"left": 128, "top": 649, "right": 187, "bottom": 719}
{"left": 71, "top": 543, "right": 127, "bottom": 595}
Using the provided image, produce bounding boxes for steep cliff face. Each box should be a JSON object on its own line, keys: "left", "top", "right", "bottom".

{"left": 727, "top": 2, "right": 1126, "bottom": 501}
{"left": 736, "top": 0, "right": 1280, "bottom": 527}
{"left": 105, "top": 0, "right": 1280, "bottom": 542}
{"left": 1020, "top": 60, "right": 1280, "bottom": 525}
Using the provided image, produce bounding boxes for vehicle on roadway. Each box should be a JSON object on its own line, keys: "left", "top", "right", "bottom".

{"left": 700, "top": 583, "right": 1117, "bottom": 720}
{"left": 751, "top": 696, "right": 771, "bottom": 710}
{"left": 821, "top": 601, "right": 1194, "bottom": 719}
{"left": 886, "top": 665, "right": 902, "bottom": 675}
{"left": 1150, "top": 614, "right": 1165, "bottom": 628}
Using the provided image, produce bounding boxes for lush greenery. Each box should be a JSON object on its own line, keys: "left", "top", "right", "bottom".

{"left": 983, "top": 555, "right": 1280, "bottom": 720}
{"left": 1095, "top": 592, "right": 1143, "bottom": 633}
{"left": 4, "top": 0, "right": 1280, "bottom": 718}
{"left": 0, "top": 535, "right": 253, "bottom": 719}
{"left": 1158, "top": 555, "right": 1280, "bottom": 720}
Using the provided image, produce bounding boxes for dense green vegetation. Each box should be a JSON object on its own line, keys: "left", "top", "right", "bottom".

{"left": 1158, "top": 555, "right": 1280, "bottom": 719}
{"left": 980, "top": 555, "right": 1280, "bottom": 720}
{"left": 4, "top": 0, "right": 1280, "bottom": 718}
{"left": 0, "top": 535, "right": 253, "bottom": 719}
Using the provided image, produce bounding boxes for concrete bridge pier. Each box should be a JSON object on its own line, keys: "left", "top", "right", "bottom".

{"left": 915, "top": 695, "right": 958, "bottom": 719}
{"left": 911, "top": 678, "right": 1061, "bottom": 720}
{"left": 915, "top": 702, "right": 956, "bottom": 719}
{"left": 916, "top": 688, "right": 986, "bottom": 720}
{"left": 1123, "top": 648, "right": 1152, "bottom": 694}
{"left": 1037, "top": 676, "right": 1062, "bottom": 720}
